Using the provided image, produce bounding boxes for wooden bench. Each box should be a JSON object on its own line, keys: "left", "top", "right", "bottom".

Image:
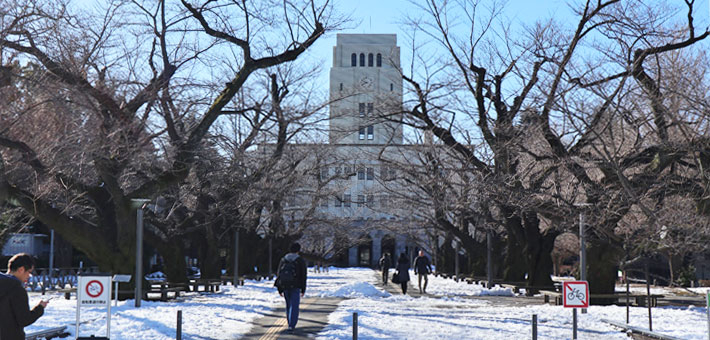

{"left": 221, "top": 276, "right": 245, "bottom": 286}
{"left": 58, "top": 287, "right": 77, "bottom": 300}
{"left": 541, "top": 290, "right": 663, "bottom": 306}
{"left": 187, "top": 279, "right": 221, "bottom": 293}
{"left": 146, "top": 282, "right": 185, "bottom": 301}
{"left": 501, "top": 284, "right": 556, "bottom": 296}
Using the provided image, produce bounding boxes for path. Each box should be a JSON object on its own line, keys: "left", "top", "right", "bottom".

{"left": 374, "top": 270, "right": 545, "bottom": 307}
{"left": 241, "top": 297, "right": 343, "bottom": 340}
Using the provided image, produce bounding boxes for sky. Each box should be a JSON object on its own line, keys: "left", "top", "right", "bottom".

{"left": 301, "top": 0, "right": 710, "bottom": 93}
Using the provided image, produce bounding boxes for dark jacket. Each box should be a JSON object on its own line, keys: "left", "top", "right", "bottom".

{"left": 379, "top": 255, "right": 391, "bottom": 270}
{"left": 395, "top": 256, "right": 410, "bottom": 282}
{"left": 0, "top": 273, "right": 44, "bottom": 340}
{"left": 413, "top": 255, "right": 432, "bottom": 275}
{"left": 275, "top": 253, "right": 307, "bottom": 294}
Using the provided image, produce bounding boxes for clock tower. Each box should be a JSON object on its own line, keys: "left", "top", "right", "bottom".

{"left": 329, "top": 34, "right": 403, "bottom": 144}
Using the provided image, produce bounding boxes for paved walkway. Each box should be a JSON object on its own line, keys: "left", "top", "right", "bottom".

{"left": 241, "top": 297, "right": 343, "bottom": 340}
{"left": 374, "top": 270, "right": 546, "bottom": 307}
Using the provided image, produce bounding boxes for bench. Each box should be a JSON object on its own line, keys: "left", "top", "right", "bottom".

{"left": 501, "top": 284, "right": 556, "bottom": 296}
{"left": 57, "top": 287, "right": 77, "bottom": 300}
{"left": 541, "top": 290, "right": 663, "bottom": 306}
{"left": 187, "top": 279, "right": 222, "bottom": 293}
{"left": 220, "top": 275, "right": 245, "bottom": 286}
{"left": 145, "top": 282, "right": 185, "bottom": 301}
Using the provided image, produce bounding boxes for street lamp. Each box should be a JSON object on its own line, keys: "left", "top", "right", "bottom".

{"left": 130, "top": 198, "right": 150, "bottom": 308}
{"left": 575, "top": 203, "right": 592, "bottom": 314}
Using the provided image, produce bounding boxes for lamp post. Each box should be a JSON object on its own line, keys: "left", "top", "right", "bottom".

{"left": 575, "top": 203, "right": 592, "bottom": 313}
{"left": 131, "top": 199, "right": 150, "bottom": 308}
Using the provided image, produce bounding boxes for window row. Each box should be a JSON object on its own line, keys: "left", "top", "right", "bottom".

{"left": 359, "top": 102, "right": 374, "bottom": 117}
{"left": 338, "top": 83, "right": 395, "bottom": 91}
{"left": 351, "top": 53, "right": 383, "bottom": 67}
{"left": 319, "top": 194, "right": 395, "bottom": 208}
{"left": 319, "top": 165, "right": 397, "bottom": 181}
{"left": 359, "top": 125, "right": 374, "bottom": 140}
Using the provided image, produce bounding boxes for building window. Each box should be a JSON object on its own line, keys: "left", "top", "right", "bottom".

{"left": 357, "top": 194, "right": 365, "bottom": 207}
{"left": 368, "top": 53, "right": 373, "bottom": 67}
{"left": 345, "top": 165, "right": 353, "bottom": 177}
{"left": 367, "top": 125, "right": 374, "bottom": 140}
{"left": 366, "top": 194, "right": 374, "bottom": 207}
{"left": 359, "top": 103, "right": 365, "bottom": 117}
{"left": 366, "top": 167, "right": 374, "bottom": 180}
{"left": 367, "top": 103, "right": 373, "bottom": 116}
{"left": 351, "top": 53, "right": 357, "bottom": 66}
{"left": 334, "top": 195, "right": 342, "bottom": 207}
{"left": 390, "top": 83, "right": 393, "bottom": 91}
{"left": 320, "top": 198, "right": 328, "bottom": 208}
{"left": 320, "top": 167, "right": 328, "bottom": 180}
{"left": 344, "top": 194, "right": 351, "bottom": 207}
{"left": 357, "top": 167, "right": 365, "bottom": 180}
{"left": 359, "top": 53, "right": 365, "bottom": 66}
{"left": 359, "top": 126, "right": 365, "bottom": 140}
{"left": 389, "top": 167, "right": 396, "bottom": 179}
{"left": 334, "top": 166, "right": 342, "bottom": 177}
{"left": 377, "top": 53, "right": 382, "bottom": 67}
{"left": 339, "top": 83, "right": 343, "bottom": 91}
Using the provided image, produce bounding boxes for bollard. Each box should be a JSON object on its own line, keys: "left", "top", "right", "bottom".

{"left": 176, "top": 310, "right": 182, "bottom": 340}
{"left": 532, "top": 314, "right": 537, "bottom": 340}
{"left": 353, "top": 312, "right": 358, "bottom": 340}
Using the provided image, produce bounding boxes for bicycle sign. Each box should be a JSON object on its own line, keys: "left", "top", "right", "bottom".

{"left": 563, "top": 281, "right": 589, "bottom": 308}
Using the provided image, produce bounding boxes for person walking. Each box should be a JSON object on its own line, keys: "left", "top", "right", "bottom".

{"left": 0, "top": 253, "right": 48, "bottom": 340}
{"left": 274, "top": 243, "right": 307, "bottom": 332}
{"left": 378, "top": 253, "right": 391, "bottom": 284}
{"left": 413, "top": 250, "right": 433, "bottom": 294}
{"left": 395, "top": 252, "right": 410, "bottom": 294}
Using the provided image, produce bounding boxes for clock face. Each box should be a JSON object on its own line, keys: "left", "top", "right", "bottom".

{"left": 360, "top": 76, "right": 372, "bottom": 88}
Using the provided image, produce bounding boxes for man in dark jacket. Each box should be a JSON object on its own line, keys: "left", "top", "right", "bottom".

{"left": 378, "top": 253, "right": 391, "bottom": 284}
{"left": 413, "top": 250, "right": 432, "bottom": 294}
{"left": 0, "top": 253, "right": 48, "bottom": 340}
{"left": 274, "top": 243, "right": 307, "bottom": 332}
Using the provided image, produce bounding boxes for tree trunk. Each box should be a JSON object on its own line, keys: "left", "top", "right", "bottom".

{"left": 587, "top": 236, "right": 622, "bottom": 304}
{"left": 502, "top": 209, "right": 526, "bottom": 282}
{"left": 523, "top": 212, "right": 556, "bottom": 288}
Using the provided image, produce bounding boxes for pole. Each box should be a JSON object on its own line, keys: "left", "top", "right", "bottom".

{"left": 176, "top": 310, "right": 183, "bottom": 340}
{"left": 487, "top": 230, "right": 493, "bottom": 289}
{"left": 532, "top": 314, "right": 537, "bottom": 340}
{"left": 580, "top": 211, "right": 587, "bottom": 314}
{"left": 135, "top": 206, "right": 144, "bottom": 308}
{"left": 572, "top": 308, "right": 577, "bottom": 339}
{"left": 706, "top": 291, "right": 709, "bottom": 340}
{"left": 645, "top": 260, "right": 652, "bottom": 331}
{"left": 49, "top": 229, "right": 55, "bottom": 281}
{"left": 626, "top": 269, "right": 630, "bottom": 324}
{"left": 353, "top": 312, "right": 358, "bottom": 340}
{"left": 268, "top": 237, "right": 273, "bottom": 276}
{"left": 115, "top": 281, "right": 119, "bottom": 307}
{"left": 233, "top": 230, "right": 240, "bottom": 286}
{"left": 455, "top": 242, "right": 460, "bottom": 280}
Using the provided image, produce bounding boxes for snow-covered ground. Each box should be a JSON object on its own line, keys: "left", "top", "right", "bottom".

{"left": 24, "top": 267, "right": 710, "bottom": 339}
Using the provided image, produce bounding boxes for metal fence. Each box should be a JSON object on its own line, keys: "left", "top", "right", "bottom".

{"left": 24, "top": 267, "right": 101, "bottom": 292}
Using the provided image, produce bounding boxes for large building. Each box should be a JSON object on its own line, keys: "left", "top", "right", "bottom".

{"left": 281, "top": 34, "right": 424, "bottom": 267}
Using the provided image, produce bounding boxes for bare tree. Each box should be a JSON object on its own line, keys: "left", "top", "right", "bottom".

{"left": 0, "top": 0, "right": 336, "bottom": 282}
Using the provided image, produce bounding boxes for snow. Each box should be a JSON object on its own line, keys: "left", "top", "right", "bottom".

{"left": 23, "top": 268, "right": 710, "bottom": 340}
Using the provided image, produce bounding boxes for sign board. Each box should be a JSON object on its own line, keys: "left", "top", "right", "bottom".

{"left": 563, "top": 281, "right": 589, "bottom": 308}
{"left": 77, "top": 275, "right": 112, "bottom": 339}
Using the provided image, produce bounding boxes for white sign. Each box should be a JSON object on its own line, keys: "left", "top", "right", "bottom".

{"left": 76, "top": 275, "right": 112, "bottom": 339}
{"left": 79, "top": 276, "right": 111, "bottom": 306}
{"left": 563, "top": 281, "right": 589, "bottom": 308}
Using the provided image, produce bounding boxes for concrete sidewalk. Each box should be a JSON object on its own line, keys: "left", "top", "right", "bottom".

{"left": 241, "top": 297, "right": 344, "bottom": 340}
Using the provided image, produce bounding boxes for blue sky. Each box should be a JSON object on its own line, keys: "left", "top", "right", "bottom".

{"left": 303, "top": 0, "right": 710, "bottom": 90}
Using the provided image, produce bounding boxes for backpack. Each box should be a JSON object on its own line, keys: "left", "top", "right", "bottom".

{"left": 277, "top": 257, "right": 298, "bottom": 289}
